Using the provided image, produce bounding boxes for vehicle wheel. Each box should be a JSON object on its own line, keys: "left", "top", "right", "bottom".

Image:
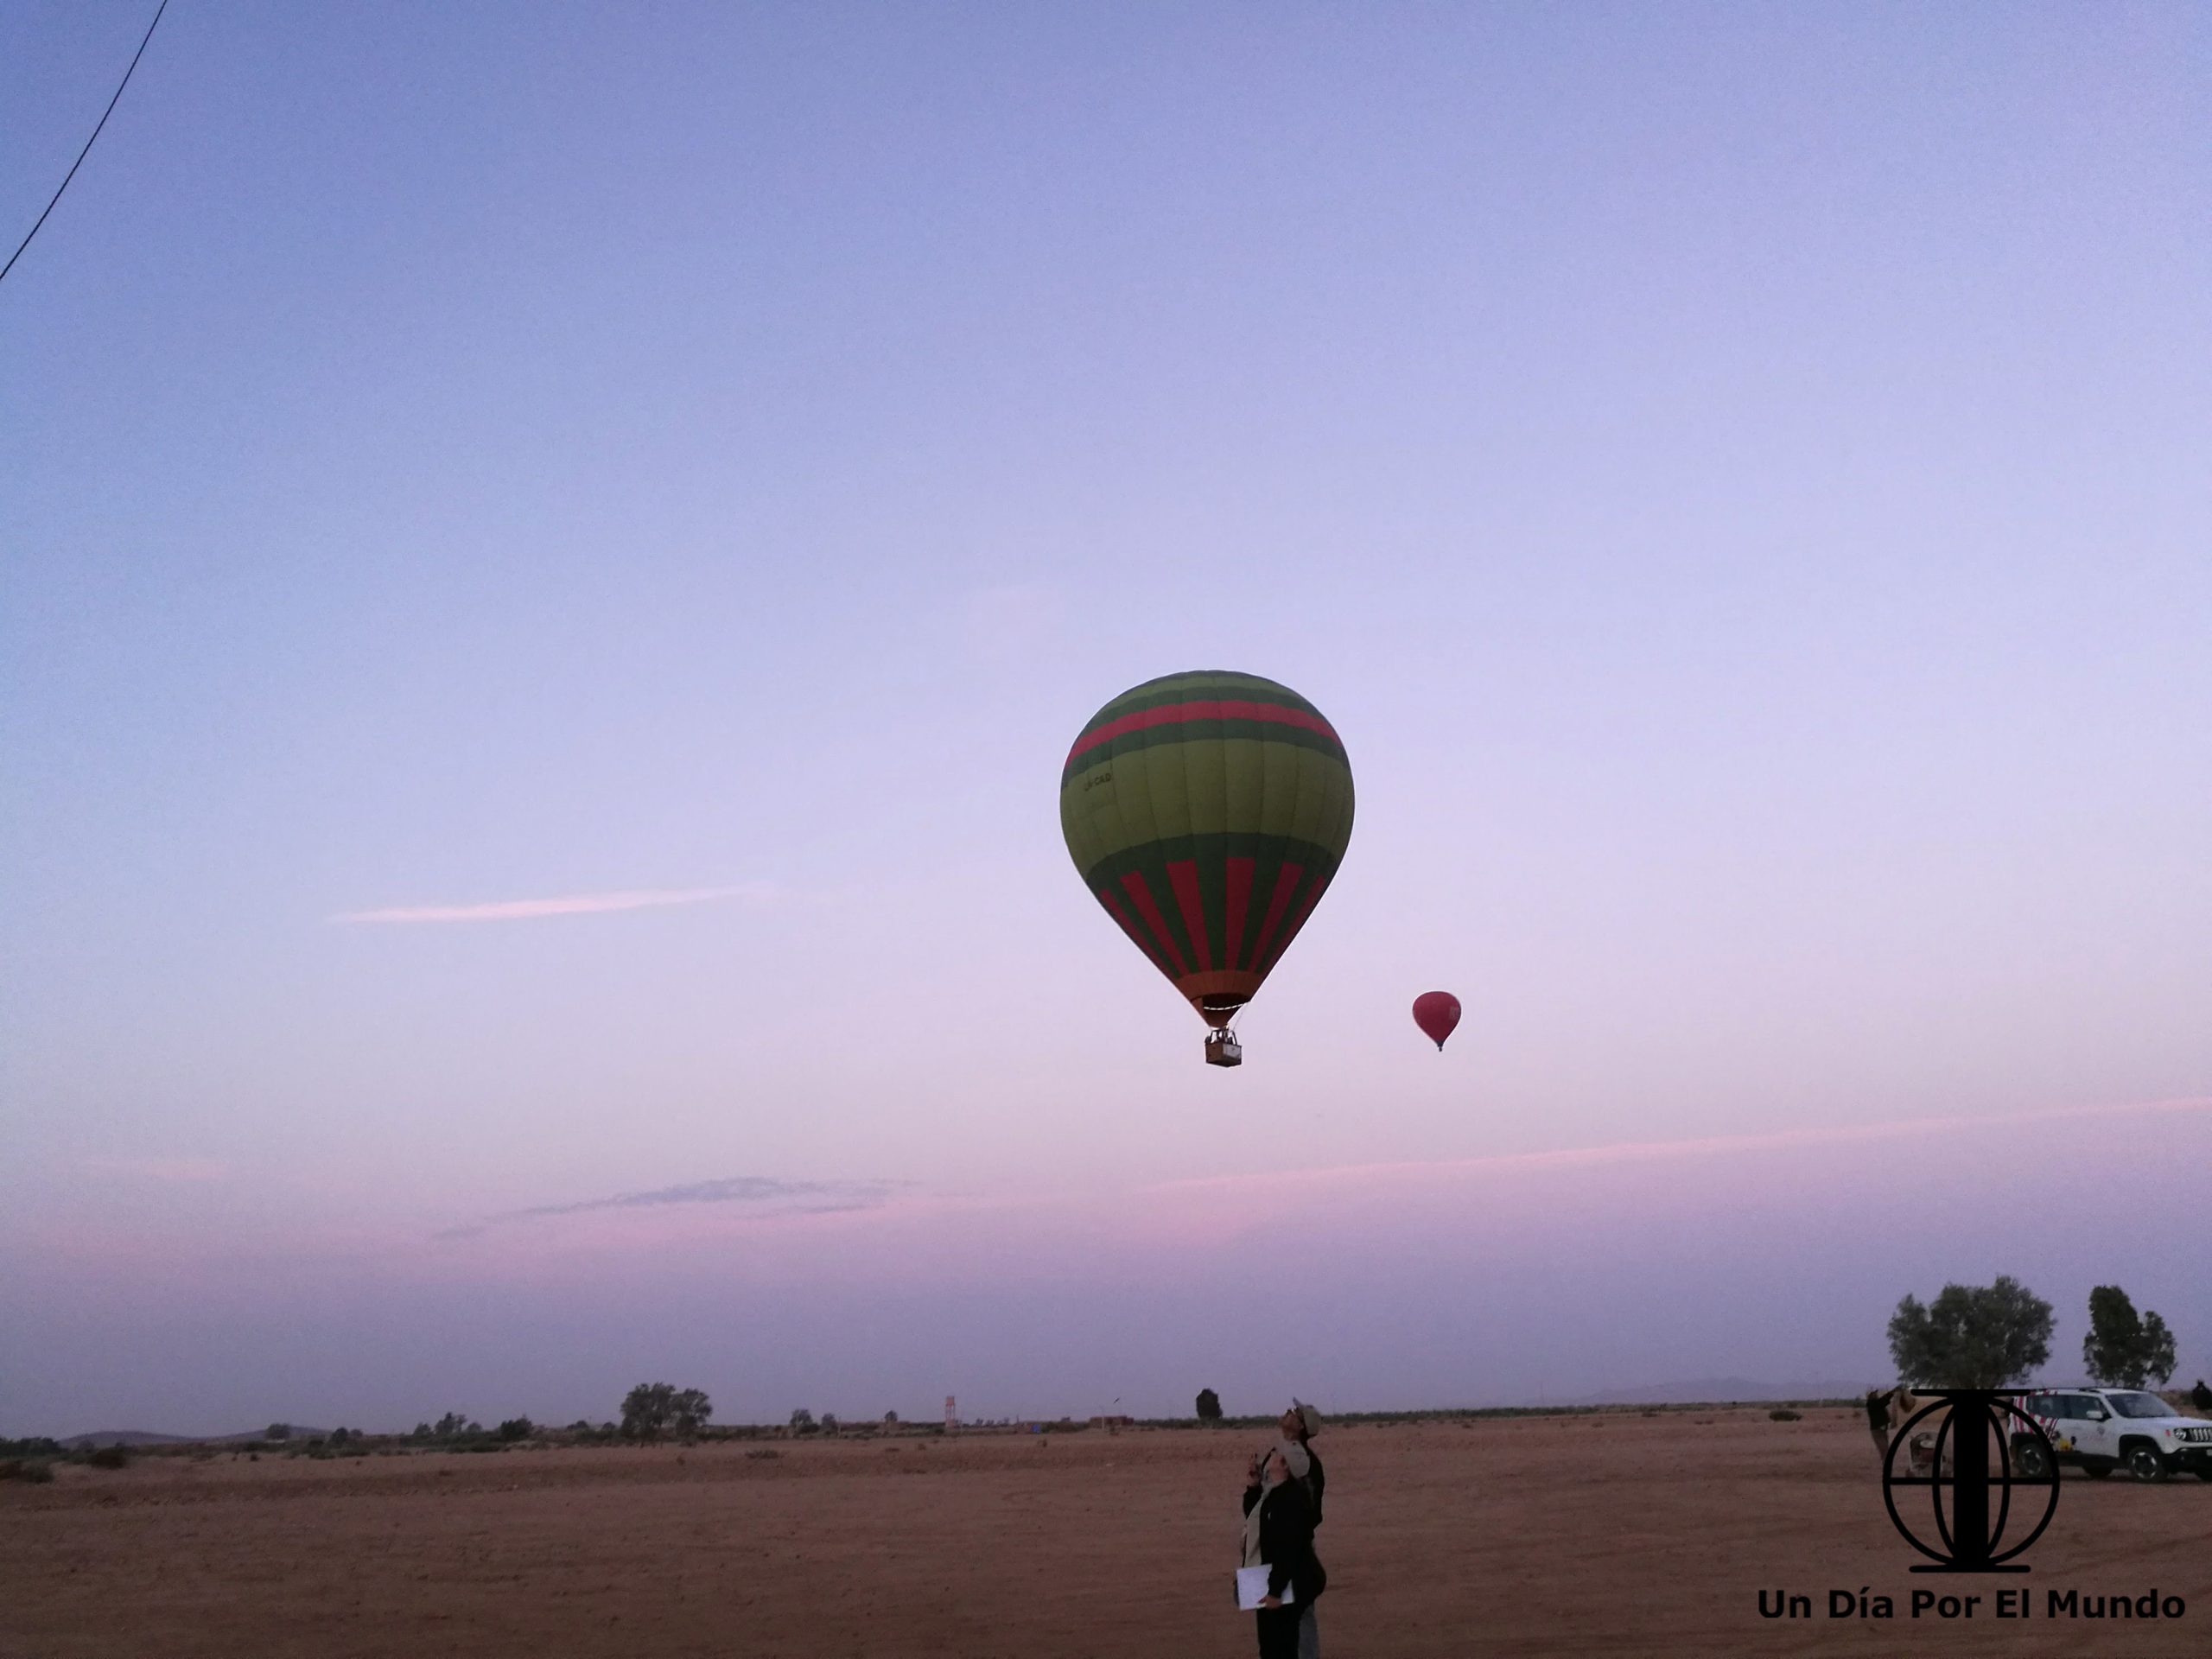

{"left": 2084, "top": 1462, "right": 2113, "bottom": 1478}
{"left": 2126, "top": 1444, "right": 2169, "bottom": 1483}
{"left": 2011, "top": 1441, "right": 2051, "bottom": 1480}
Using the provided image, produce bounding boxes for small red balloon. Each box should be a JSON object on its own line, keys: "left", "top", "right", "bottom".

{"left": 1412, "top": 991, "right": 1461, "bottom": 1051}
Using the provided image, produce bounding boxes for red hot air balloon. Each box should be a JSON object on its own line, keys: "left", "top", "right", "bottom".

{"left": 1412, "top": 991, "right": 1460, "bottom": 1051}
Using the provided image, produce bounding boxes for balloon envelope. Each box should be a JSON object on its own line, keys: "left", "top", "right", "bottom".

{"left": 1060, "top": 671, "right": 1354, "bottom": 1029}
{"left": 1413, "top": 991, "right": 1461, "bottom": 1050}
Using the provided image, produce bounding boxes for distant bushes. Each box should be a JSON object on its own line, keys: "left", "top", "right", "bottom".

{"left": 623, "top": 1383, "right": 712, "bottom": 1442}
{"left": 87, "top": 1446, "right": 131, "bottom": 1469}
{"left": 1769, "top": 1409, "right": 1802, "bottom": 1421}
{"left": 2, "top": 1459, "right": 56, "bottom": 1484}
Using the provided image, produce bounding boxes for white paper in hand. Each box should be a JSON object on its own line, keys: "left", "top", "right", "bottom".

{"left": 1236, "top": 1567, "right": 1294, "bottom": 1611}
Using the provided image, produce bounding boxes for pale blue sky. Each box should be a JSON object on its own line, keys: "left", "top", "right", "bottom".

{"left": 3, "top": 3, "right": 2207, "bottom": 1432}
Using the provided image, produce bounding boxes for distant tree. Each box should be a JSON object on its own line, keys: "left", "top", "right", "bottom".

{"left": 671, "top": 1389, "right": 712, "bottom": 1440}
{"left": 497, "top": 1417, "right": 533, "bottom": 1443}
{"left": 266, "top": 1423, "right": 291, "bottom": 1442}
{"left": 412, "top": 1422, "right": 432, "bottom": 1441}
{"left": 432, "top": 1412, "right": 470, "bottom": 1440}
{"left": 1887, "top": 1275, "right": 2053, "bottom": 1388}
{"left": 328, "top": 1427, "right": 351, "bottom": 1447}
{"left": 821, "top": 1413, "right": 840, "bottom": 1436}
{"left": 884, "top": 1411, "right": 899, "bottom": 1425}
{"left": 1196, "top": 1389, "right": 1223, "bottom": 1424}
{"left": 2082, "top": 1286, "right": 2177, "bottom": 1389}
{"left": 789, "top": 1408, "right": 816, "bottom": 1433}
{"left": 2191, "top": 1380, "right": 2212, "bottom": 1413}
{"left": 622, "top": 1383, "right": 677, "bottom": 1441}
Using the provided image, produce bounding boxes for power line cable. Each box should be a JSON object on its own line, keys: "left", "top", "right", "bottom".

{"left": 1, "top": 0, "right": 171, "bottom": 288}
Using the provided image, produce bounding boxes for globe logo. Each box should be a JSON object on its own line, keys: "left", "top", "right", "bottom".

{"left": 1882, "top": 1390, "right": 2061, "bottom": 1572}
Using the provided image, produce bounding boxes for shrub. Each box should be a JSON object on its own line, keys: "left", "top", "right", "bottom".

{"left": 745, "top": 1447, "right": 781, "bottom": 1460}
{"left": 1769, "top": 1408, "right": 1802, "bottom": 1422}
{"left": 87, "top": 1446, "right": 131, "bottom": 1469}
{"left": 2, "top": 1459, "right": 56, "bottom": 1484}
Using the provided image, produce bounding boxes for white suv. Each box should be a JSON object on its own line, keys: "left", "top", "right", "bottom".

{"left": 2013, "top": 1389, "right": 2212, "bottom": 1483}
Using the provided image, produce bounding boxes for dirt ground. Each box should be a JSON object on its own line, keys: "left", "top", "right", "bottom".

{"left": 4, "top": 1408, "right": 2207, "bottom": 1657}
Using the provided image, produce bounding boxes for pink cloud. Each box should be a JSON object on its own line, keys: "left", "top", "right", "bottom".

{"left": 329, "top": 883, "right": 776, "bottom": 925}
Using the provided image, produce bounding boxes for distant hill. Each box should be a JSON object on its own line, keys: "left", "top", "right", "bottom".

{"left": 1561, "top": 1377, "right": 1872, "bottom": 1406}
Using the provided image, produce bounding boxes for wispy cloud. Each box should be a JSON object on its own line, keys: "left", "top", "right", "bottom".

{"left": 1145, "top": 1096, "right": 2212, "bottom": 1200}
{"left": 435, "top": 1176, "right": 904, "bottom": 1241}
{"left": 84, "top": 1156, "right": 232, "bottom": 1183}
{"left": 331, "top": 883, "right": 776, "bottom": 925}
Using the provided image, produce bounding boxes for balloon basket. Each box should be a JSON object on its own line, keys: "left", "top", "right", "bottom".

{"left": 1205, "top": 1030, "right": 1243, "bottom": 1067}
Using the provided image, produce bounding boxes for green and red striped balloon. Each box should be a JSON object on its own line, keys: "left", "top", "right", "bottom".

{"left": 1060, "top": 671, "right": 1354, "bottom": 1033}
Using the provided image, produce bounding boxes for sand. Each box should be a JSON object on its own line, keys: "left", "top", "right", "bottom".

{"left": 4, "top": 1408, "right": 2207, "bottom": 1656}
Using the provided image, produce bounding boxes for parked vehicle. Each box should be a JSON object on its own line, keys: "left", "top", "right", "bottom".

{"left": 2013, "top": 1389, "right": 2212, "bottom": 1482}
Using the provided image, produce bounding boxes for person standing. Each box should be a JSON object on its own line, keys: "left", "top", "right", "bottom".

{"left": 1277, "top": 1401, "right": 1325, "bottom": 1656}
{"left": 1242, "top": 1443, "right": 1325, "bottom": 1659}
{"left": 1865, "top": 1389, "right": 1892, "bottom": 1458}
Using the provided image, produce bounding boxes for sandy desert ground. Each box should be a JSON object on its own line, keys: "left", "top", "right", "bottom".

{"left": 4, "top": 1407, "right": 2208, "bottom": 1657}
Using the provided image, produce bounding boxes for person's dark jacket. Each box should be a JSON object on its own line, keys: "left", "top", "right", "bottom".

{"left": 1242, "top": 1477, "right": 1326, "bottom": 1605}
{"left": 1303, "top": 1446, "right": 1325, "bottom": 1527}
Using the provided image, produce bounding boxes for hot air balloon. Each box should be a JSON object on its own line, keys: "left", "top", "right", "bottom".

{"left": 1061, "top": 671, "right": 1354, "bottom": 1065}
{"left": 1412, "top": 991, "right": 1460, "bottom": 1051}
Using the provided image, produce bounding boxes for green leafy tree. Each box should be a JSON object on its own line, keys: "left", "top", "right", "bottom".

{"left": 621, "top": 1383, "right": 677, "bottom": 1441}
{"left": 1887, "top": 1274, "right": 2054, "bottom": 1388}
{"left": 821, "top": 1413, "right": 840, "bottom": 1435}
{"left": 497, "top": 1417, "right": 533, "bottom": 1443}
{"left": 789, "top": 1408, "right": 816, "bottom": 1433}
{"left": 266, "top": 1423, "right": 291, "bottom": 1442}
{"left": 1195, "top": 1389, "right": 1223, "bottom": 1423}
{"left": 328, "top": 1427, "right": 351, "bottom": 1447}
{"left": 2082, "top": 1286, "right": 2177, "bottom": 1389}
{"left": 883, "top": 1411, "right": 899, "bottom": 1425}
{"left": 432, "top": 1412, "right": 471, "bottom": 1440}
